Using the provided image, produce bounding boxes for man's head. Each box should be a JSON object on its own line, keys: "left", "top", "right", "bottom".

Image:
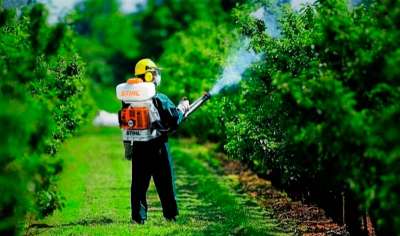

{"left": 134, "top": 58, "right": 161, "bottom": 86}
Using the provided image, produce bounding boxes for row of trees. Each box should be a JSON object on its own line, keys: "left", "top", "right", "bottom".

{"left": 222, "top": 0, "right": 399, "bottom": 235}
{"left": 0, "top": 3, "right": 92, "bottom": 234}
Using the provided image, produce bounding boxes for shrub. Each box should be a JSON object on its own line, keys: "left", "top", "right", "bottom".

{"left": 0, "top": 3, "right": 93, "bottom": 234}
{"left": 223, "top": 0, "right": 400, "bottom": 234}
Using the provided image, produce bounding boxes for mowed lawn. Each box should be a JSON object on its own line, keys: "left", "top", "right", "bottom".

{"left": 29, "top": 126, "right": 290, "bottom": 236}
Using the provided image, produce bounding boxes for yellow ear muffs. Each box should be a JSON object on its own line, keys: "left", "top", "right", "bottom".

{"left": 144, "top": 72, "right": 153, "bottom": 82}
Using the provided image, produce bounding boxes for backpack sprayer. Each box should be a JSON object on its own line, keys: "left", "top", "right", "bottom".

{"left": 183, "top": 92, "right": 211, "bottom": 120}
{"left": 116, "top": 77, "right": 211, "bottom": 142}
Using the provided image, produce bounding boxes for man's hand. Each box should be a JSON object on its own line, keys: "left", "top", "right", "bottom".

{"left": 177, "top": 98, "right": 190, "bottom": 114}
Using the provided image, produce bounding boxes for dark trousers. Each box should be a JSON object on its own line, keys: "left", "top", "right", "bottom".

{"left": 128, "top": 138, "right": 178, "bottom": 221}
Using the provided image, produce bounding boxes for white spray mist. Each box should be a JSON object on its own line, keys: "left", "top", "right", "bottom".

{"left": 251, "top": 6, "right": 281, "bottom": 38}
{"left": 209, "top": 5, "right": 281, "bottom": 96}
{"left": 209, "top": 39, "right": 260, "bottom": 95}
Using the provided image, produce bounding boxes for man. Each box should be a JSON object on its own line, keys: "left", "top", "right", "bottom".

{"left": 118, "top": 58, "right": 190, "bottom": 224}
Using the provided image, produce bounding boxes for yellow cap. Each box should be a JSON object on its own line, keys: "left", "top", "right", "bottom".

{"left": 134, "top": 58, "right": 159, "bottom": 76}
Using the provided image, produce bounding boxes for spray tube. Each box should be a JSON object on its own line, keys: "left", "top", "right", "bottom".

{"left": 183, "top": 92, "right": 211, "bottom": 120}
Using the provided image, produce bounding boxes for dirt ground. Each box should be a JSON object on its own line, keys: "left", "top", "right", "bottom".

{"left": 217, "top": 156, "right": 350, "bottom": 236}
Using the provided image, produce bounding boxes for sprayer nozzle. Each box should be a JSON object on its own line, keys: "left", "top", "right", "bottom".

{"left": 183, "top": 91, "right": 212, "bottom": 120}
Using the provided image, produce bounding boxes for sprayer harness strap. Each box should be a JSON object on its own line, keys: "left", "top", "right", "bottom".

{"left": 153, "top": 93, "right": 183, "bottom": 132}
{"left": 151, "top": 96, "right": 168, "bottom": 133}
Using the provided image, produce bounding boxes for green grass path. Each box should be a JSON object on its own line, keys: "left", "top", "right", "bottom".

{"left": 30, "top": 127, "right": 290, "bottom": 236}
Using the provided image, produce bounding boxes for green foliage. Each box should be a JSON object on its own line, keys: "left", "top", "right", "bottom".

{"left": 134, "top": 0, "right": 228, "bottom": 59}
{"left": 158, "top": 20, "right": 237, "bottom": 141}
{"left": 0, "top": 3, "right": 93, "bottom": 234}
{"left": 70, "top": 0, "right": 235, "bottom": 87}
{"left": 70, "top": 0, "right": 140, "bottom": 84}
{"left": 223, "top": 0, "right": 400, "bottom": 234}
{"left": 90, "top": 83, "right": 121, "bottom": 112}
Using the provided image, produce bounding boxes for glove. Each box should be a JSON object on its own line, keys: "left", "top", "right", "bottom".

{"left": 177, "top": 98, "right": 190, "bottom": 114}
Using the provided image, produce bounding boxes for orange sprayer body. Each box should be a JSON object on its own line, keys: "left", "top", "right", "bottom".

{"left": 120, "top": 107, "right": 150, "bottom": 130}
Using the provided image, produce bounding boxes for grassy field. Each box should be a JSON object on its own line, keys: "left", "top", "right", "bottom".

{"left": 28, "top": 126, "right": 290, "bottom": 236}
